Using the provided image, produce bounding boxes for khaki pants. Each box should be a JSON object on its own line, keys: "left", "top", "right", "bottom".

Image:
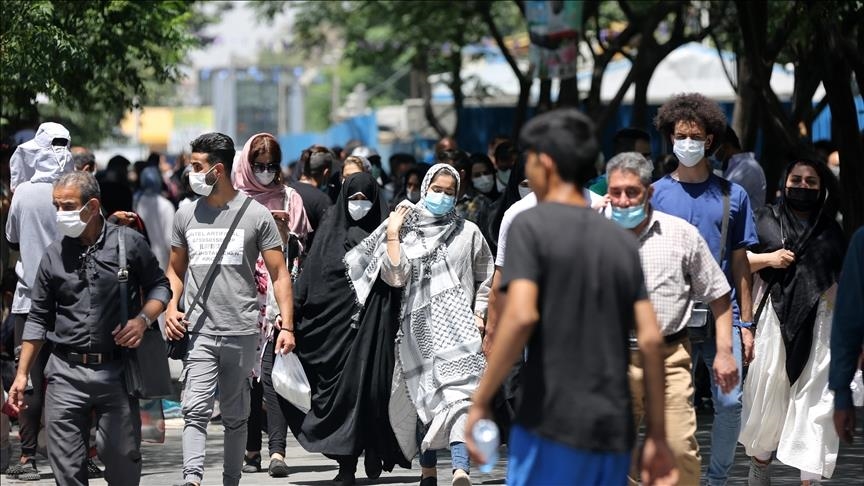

{"left": 628, "top": 339, "right": 700, "bottom": 486}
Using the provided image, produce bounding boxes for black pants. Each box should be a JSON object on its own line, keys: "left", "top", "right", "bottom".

{"left": 245, "top": 378, "right": 264, "bottom": 453}
{"left": 260, "top": 330, "right": 304, "bottom": 456}
{"left": 13, "top": 314, "right": 51, "bottom": 457}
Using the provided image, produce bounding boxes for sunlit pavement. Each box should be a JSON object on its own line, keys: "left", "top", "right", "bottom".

{"left": 5, "top": 408, "right": 863, "bottom": 485}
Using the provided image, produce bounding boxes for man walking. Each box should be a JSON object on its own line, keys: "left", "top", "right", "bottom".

{"left": 7, "top": 172, "right": 171, "bottom": 485}
{"left": 466, "top": 109, "right": 677, "bottom": 485}
{"left": 164, "top": 132, "right": 295, "bottom": 486}
{"left": 652, "top": 93, "right": 758, "bottom": 485}
{"left": 607, "top": 152, "right": 738, "bottom": 485}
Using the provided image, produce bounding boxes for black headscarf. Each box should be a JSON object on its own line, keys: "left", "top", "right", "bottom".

{"left": 488, "top": 159, "right": 527, "bottom": 251}
{"left": 753, "top": 159, "right": 845, "bottom": 384}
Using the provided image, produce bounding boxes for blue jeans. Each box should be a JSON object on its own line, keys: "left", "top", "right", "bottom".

{"left": 507, "top": 425, "right": 629, "bottom": 486}
{"left": 691, "top": 326, "right": 743, "bottom": 486}
{"left": 420, "top": 442, "right": 470, "bottom": 473}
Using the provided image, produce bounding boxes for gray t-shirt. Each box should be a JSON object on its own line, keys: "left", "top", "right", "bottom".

{"left": 5, "top": 181, "right": 61, "bottom": 314}
{"left": 171, "top": 192, "right": 282, "bottom": 335}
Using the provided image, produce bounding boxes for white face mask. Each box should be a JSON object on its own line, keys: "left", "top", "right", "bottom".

{"left": 347, "top": 199, "right": 374, "bottom": 221}
{"left": 673, "top": 138, "right": 706, "bottom": 167}
{"left": 189, "top": 167, "right": 218, "bottom": 196}
{"left": 254, "top": 172, "right": 275, "bottom": 186}
{"left": 518, "top": 185, "right": 532, "bottom": 199}
{"left": 472, "top": 174, "right": 494, "bottom": 194}
{"left": 497, "top": 169, "right": 511, "bottom": 184}
{"left": 52, "top": 145, "right": 71, "bottom": 170}
{"left": 56, "top": 203, "right": 92, "bottom": 238}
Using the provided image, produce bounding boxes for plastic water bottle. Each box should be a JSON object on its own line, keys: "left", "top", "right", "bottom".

{"left": 472, "top": 419, "right": 499, "bottom": 473}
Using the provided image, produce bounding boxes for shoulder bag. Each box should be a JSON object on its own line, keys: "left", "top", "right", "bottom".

{"left": 118, "top": 226, "right": 173, "bottom": 399}
{"left": 166, "top": 197, "right": 252, "bottom": 359}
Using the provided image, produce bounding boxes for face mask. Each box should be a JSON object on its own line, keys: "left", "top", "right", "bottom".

{"left": 424, "top": 191, "right": 455, "bottom": 216}
{"left": 473, "top": 175, "right": 494, "bottom": 194}
{"left": 497, "top": 169, "right": 511, "bottom": 184}
{"left": 56, "top": 203, "right": 92, "bottom": 238}
{"left": 673, "top": 138, "right": 705, "bottom": 167}
{"left": 254, "top": 172, "right": 275, "bottom": 186}
{"left": 347, "top": 199, "right": 373, "bottom": 221}
{"left": 189, "top": 166, "right": 218, "bottom": 196}
{"left": 518, "top": 185, "right": 532, "bottom": 199}
{"left": 407, "top": 190, "right": 421, "bottom": 203}
{"left": 785, "top": 187, "right": 820, "bottom": 212}
{"left": 830, "top": 166, "right": 840, "bottom": 179}
{"left": 610, "top": 202, "right": 648, "bottom": 229}
{"left": 709, "top": 156, "right": 724, "bottom": 176}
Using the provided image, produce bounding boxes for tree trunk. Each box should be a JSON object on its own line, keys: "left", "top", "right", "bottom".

{"left": 537, "top": 78, "right": 552, "bottom": 113}
{"left": 557, "top": 77, "right": 579, "bottom": 107}
{"left": 449, "top": 44, "right": 464, "bottom": 138}
{"left": 732, "top": 56, "right": 760, "bottom": 150}
{"left": 414, "top": 53, "right": 447, "bottom": 139}
{"left": 630, "top": 61, "right": 652, "bottom": 130}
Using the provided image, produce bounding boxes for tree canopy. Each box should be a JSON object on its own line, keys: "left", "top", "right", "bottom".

{"left": 0, "top": 0, "right": 202, "bottom": 145}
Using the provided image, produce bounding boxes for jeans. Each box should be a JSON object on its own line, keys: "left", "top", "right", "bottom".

{"left": 691, "top": 326, "right": 743, "bottom": 486}
{"left": 181, "top": 334, "right": 257, "bottom": 486}
{"left": 420, "top": 442, "right": 470, "bottom": 473}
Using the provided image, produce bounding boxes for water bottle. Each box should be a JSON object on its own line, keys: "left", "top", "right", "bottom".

{"left": 472, "top": 419, "right": 500, "bottom": 473}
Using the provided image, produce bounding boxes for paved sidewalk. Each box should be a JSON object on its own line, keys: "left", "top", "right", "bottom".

{"left": 4, "top": 409, "right": 863, "bottom": 485}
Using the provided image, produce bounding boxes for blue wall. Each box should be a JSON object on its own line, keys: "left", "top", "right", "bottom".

{"left": 278, "top": 113, "right": 378, "bottom": 163}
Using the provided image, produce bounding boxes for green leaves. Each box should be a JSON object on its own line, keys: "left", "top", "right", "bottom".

{"left": 1, "top": 0, "right": 200, "bottom": 134}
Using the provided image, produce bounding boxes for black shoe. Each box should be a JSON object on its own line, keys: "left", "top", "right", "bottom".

{"left": 242, "top": 454, "right": 262, "bottom": 473}
{"left": 86, "top": 458, "right": 103, "bottom": 479}
{"left": 268, "top": 457, "right": 290, "bottom": 478}
{"left": 7, "top": 458, "right": 39, "bottom": 481}
{"left": 364, "top": 451, "right": 382, "bottom": 480}
{"left": 420, "top": 476, "right": 438, "bottom": 486}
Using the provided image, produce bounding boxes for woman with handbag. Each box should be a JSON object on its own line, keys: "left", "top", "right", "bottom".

{"left": 346, "top": 163, "right": 494, "bottom": 486}
{"left": 292, "top": 172, "right": 410, "bottom": 485}
{"left": 739, "top": 158, "right": 846, "bottom": 485}
{"left": 232, "top": 133, "right": 311, "bottom": 475}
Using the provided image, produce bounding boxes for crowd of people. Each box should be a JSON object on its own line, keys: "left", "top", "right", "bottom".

{"left": 0, "top": 92, "right": 862, "bottom": 486}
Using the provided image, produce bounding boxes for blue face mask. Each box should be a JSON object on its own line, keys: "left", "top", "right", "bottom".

{"left": 424, "top": 191, "right": 455, "bottom": 216}
{"left": 611, "top": 203, "right": 648, "bottom": 229}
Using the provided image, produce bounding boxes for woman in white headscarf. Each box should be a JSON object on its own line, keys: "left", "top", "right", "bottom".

{"left": 346, "top": 163, "right": 493, "bottom": 486}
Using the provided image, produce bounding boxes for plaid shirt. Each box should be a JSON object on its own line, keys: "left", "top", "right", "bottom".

{"left": 638, "top": 209, "right": 731, "bottom": 336}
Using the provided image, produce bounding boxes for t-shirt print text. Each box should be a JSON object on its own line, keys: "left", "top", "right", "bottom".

{"left": 187, "top": 229, "right": 246, "bottom": 266}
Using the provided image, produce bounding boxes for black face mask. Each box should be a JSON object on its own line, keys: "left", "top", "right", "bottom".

{"left": 785, "top": 187, "right": 820, "bottom": 212}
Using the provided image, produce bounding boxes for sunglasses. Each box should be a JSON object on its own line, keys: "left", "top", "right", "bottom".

{"left": 252, "top": 163, "right": 280, "bottom": 174}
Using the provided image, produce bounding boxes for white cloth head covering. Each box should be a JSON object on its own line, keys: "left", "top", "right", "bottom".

{"left": 10, "top": 122, "right": 73, "bottom": 190}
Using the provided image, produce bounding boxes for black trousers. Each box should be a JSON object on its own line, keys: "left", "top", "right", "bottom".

{"left": 13, "top": 313, "right": 51, "bottom": 457}
{"left": 260, "top": 330, "right": 304, "bottom": 456}
{"left": 245, "top": 377, "right": 264, "bottom": 453}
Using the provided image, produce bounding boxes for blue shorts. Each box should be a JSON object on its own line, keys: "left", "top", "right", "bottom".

{"left": 507, "top": 425, "right": 630, "bottom": 486}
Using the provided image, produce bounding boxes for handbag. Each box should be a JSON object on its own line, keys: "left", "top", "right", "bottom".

{"left": 118, "top": 226, "right": 173, "bottom": 399}
{"left": 167, "top": 197, "right": 252, "bottom": 360}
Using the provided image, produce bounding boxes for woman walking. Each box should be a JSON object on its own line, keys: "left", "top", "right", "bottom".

{"left": 739, "top": 158, "right": 845, "bottom": 484}
{"left": 346, "top": 163, "right": 494, "bottom": 486}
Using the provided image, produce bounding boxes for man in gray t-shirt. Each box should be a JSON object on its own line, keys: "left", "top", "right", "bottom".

{"left": 165, "top": 133, "right": 295, "bottom": 486}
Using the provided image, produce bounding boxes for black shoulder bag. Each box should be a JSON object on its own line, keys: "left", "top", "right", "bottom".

{"left": 688, "top": 179, "right": 731, "bottom": 343}
{"left": 118, "top": 227, "right": 173, "bottom": 399}
{"left": 166, "top": 197, "right": 252, "bottom": 360}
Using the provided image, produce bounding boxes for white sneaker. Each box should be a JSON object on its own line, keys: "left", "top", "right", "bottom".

{"left": 451, "top": 469, "right": 471, "bottom": 486}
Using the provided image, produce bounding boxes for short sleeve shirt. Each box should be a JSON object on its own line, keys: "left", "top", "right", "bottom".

{"left": 501, "top": 203, "right": 647, "bottom": 453}
{"left": 651, "top": 174, "right": 758, "bottom": 323}
{"left": 171, "top": 192, "right": 282, "bottom": 335}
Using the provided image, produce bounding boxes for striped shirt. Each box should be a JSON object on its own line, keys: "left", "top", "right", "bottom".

{"left": 637, "top": 209, "right": 731, "bottom": 335}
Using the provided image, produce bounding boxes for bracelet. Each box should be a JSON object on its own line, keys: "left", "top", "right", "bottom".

{"left": 387, "top": 237, "right": 399, "bottom": 242}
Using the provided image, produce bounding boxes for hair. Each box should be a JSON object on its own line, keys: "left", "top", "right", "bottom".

{"left": 612, "top": 128, "right": 650, "bottom": 155}
{"left": 606, "top": 152, "right": 654, "bottom": 188}
{"left": 493, "top": 141, "right": 518, "bottom": 165}
{"left": 343, "top": 155, "right": 369, "bottom": 174}
{"left": 488, "top": 134, "right": 510, "bottom": 149}
{"left": 304, "top": 146, "right": 335, "bottom": 177}
{"left": 519, "top": 108, "right": 599, "bottom": 185}
{"left": 190, "top": 132, "right": 236, "bottom": 173}
{"left": 436, "top": 149, "right": 468, "bottom": 168}
{"left": 435, "top": 136, "right": 458, "bottom": 155}
{"left": 73, "top": 150, "right": 96, "bottom": 171}
{"left": 249, "top": 134, "right": 283, "bottom": 183}
{"left": 724, "top": 126, "right": 741, "bottom": 150}
{"left": 654, "top": 93, "right": 727, "bottom": 152}
{"left": 55, "top": 172, "right": 101, "bottom": 203}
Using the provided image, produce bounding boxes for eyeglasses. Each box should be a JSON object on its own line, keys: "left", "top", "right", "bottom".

{"left": 252, "top": 163, "right": 280, "bottom": 174}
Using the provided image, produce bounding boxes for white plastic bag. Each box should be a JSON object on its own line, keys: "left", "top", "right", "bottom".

{"left": 852, "top": 369, "right": 864, "bottom": 408}
{"left": 272, "top": 352, "right": 311, "bottom": 413}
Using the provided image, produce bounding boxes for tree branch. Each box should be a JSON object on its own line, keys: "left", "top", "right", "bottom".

{"left": 481, "top": 4, "right": 526, "bottom": 84}
{"left": 711, "top": 32, "right": 738, "bottom": 92}
{"left": 765, "top": 0, "right": 800, "bottom": 61}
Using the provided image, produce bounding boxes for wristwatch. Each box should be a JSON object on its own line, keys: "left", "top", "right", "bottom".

{"left": 137, "top": 313, "right": 153, "bottom": 328}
